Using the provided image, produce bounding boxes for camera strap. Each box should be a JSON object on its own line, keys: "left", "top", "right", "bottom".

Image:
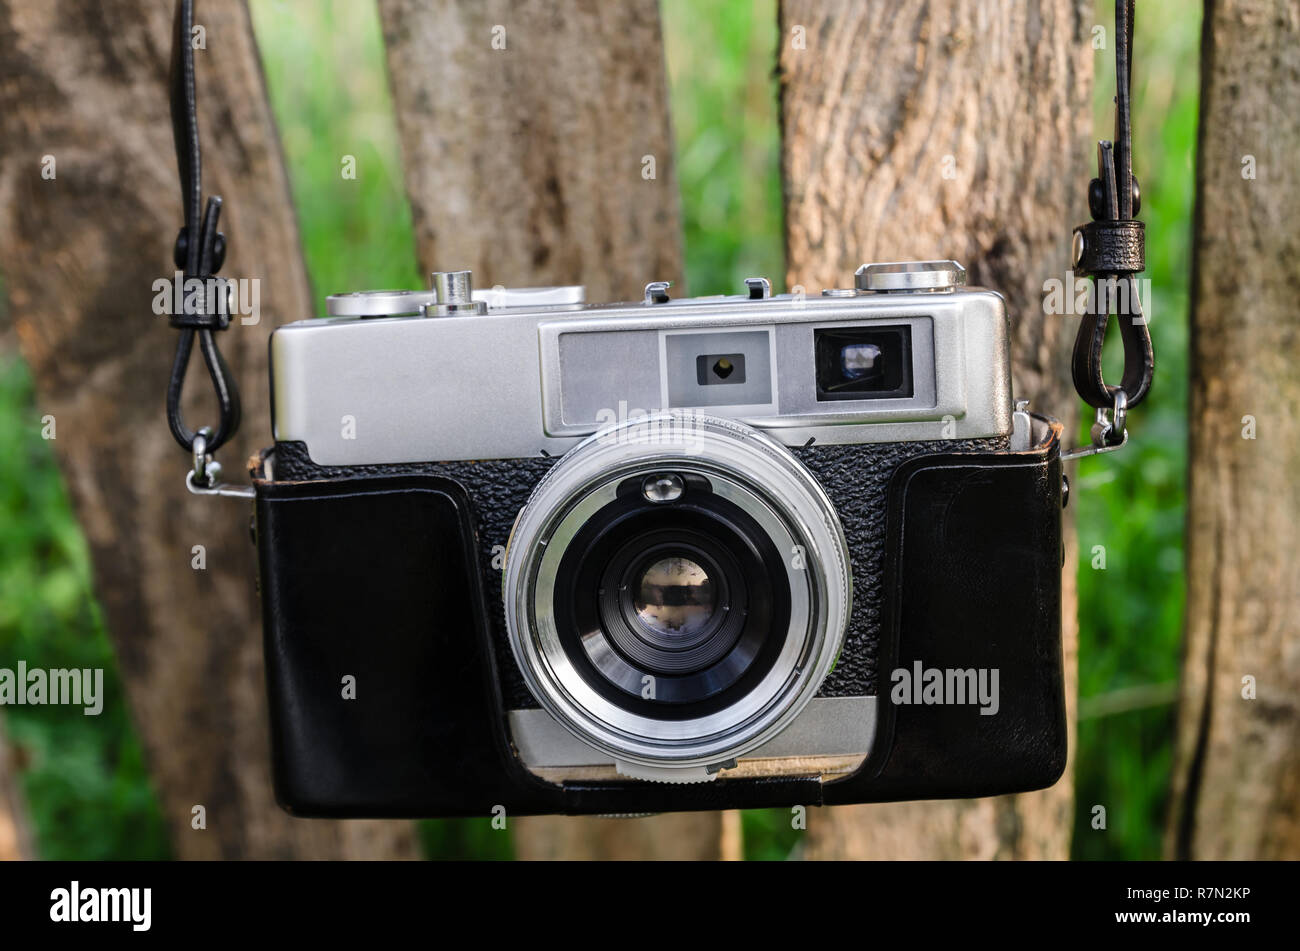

{"left": 165, "top": 0, "right": 248, "bottom": 496}
{"left": 1064, "top": 0, "right": 1155, "bottom": 459}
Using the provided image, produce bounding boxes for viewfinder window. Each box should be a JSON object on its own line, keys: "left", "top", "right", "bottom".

{"left": 814, "top": 326, "right": 913, "bottom": 401}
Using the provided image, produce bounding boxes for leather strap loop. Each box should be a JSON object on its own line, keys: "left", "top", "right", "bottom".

{"left": 165, "top": 0, "right": 241, "bottom": 455}
{"left": 1069, "top": 0, "right": 1155, "bottom": 413}
{"left": 1074, "top": 219, "right": 1145, "bottom": 275}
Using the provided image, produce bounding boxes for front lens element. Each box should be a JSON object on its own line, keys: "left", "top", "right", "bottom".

{"left": 502, "top": 413, "right": 852, "bottom": 770}
{"left": 633, "top": 556, "right": 717, "bottom": 641}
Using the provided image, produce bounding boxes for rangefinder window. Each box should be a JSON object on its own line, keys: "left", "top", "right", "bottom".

{"left": 697, "top": 353, "right": 747, "bottom": 386}
{"left": 814, "top": 326, "right": 913, "bottom": 401}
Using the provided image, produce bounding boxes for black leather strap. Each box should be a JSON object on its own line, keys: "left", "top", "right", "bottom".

{"left": 165, "top": 0, "right": 240, "bottom": 454}
{"left": 1070, "top": 0, "right": 1154, "bottom": 415}
{"left": 1075, "top": 219, "right": 1144, "bottom": 274}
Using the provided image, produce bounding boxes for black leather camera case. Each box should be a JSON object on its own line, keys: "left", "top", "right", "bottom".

{"left": 254, "top": 420, "right": 1065, "bottom": 817}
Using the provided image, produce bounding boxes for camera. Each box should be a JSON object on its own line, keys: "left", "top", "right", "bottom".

{"left": 251, "top": 260, "right": 1067, "bottom": 817}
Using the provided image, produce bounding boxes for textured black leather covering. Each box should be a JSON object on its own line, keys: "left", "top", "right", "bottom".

{"left": 272, "top": 434, "right": 1007, "bottom": 707}
{"left": 258, "top": 425, "right": 1064, "bottom": 816}
{"left": 824, "top": 438, "right": 1068, "bottom": 802}
{"left": 793, "top": 439, "right": 1005, "bottom": 698}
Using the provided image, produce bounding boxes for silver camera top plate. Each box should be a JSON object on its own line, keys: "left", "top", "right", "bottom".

{"left": 272, "top": 265, "right": 1012, "bottom": 465}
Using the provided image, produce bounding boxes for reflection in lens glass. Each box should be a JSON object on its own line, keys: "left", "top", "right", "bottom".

{"left": 634, "top": 557, "right": 717, "bottom": 640}
{"left": 841, "top": 342, "right": 882, "bottom": 380}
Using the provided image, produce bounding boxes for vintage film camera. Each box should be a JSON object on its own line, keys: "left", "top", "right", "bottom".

{"left": 251, "top": 264, "right": 1068, "bottom": 816}
{"left": 164, "top": 0, "right": 1153, "bottom": 819}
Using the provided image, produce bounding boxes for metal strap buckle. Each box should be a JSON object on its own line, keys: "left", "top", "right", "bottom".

{"left": 186, "top": 427, "right": 254, "bottom": 499}
{"left": 1062, "top": 390, "right": 1129, "bottom": 461}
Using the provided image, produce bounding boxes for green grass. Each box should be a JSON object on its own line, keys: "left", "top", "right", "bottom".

{"left": 0, "top": 0, "right": 1198, "bottom": 861}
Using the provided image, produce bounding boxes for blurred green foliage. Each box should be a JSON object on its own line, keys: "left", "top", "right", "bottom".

{"left": 1071, "top": 0, "right": 1197, "bottom": 861}
{"left": 0, "top": 0, "right": 1195, "bottom": 861}
{"left": 249, "top": 0, "right": 422, "bottom": 308}
{"left": 663, "top": 0, "right": 785, "bottom": 295}
{"left": 0, "top": 354, "right": 170, "bottom": 859}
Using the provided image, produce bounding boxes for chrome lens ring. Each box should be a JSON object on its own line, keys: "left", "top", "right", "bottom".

{"left": 503, "top": 413, "right": 852, "bottom": 770}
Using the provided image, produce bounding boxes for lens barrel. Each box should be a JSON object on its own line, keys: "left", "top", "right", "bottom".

{"left": 503, "top": 413, "right": 851, "bottom": 775}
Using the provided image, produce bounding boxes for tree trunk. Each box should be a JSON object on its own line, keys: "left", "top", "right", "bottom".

{"left": 376, "top": 0, "right": 683, "bottom": 303}
{"left": 1166, "top": 0, "right": 1300, "bottom": 860}
{"left": 0, "top": 717, "right": 35, "bottom": 861}
{"left": 0, "top": 0, "right": 417, "bottom": 859}
{"left": 376, "top": 0, "right": 738, "bottom": 859}
{"left": 377, "top": 0, "right": 738, "bottom": 862}
{"left": 779, "top": 0, "right": 1088, "bottom": 859}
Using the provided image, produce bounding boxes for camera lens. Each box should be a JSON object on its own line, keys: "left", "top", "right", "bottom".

{"left": 503, "top": 413, "right": 852, "bottom": 773}
{"left": 585, "top": 518, "right": 768, "bottom": 697}
{"left": 633, "top": 556, "right": 717, "bottom": 641}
